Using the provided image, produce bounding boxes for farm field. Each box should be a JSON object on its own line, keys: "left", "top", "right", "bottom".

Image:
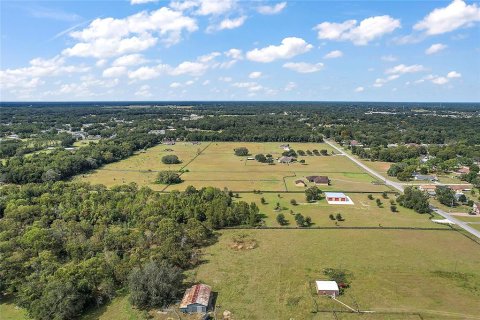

{"left": 192, "top": 229, "right": 480, "bottom": 320}
{"left": 78, "top": 142, "right": 391, "bottom": 193}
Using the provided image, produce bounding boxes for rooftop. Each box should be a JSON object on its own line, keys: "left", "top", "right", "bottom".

{"left": 180, "top": 284, "right": 211, "bottom": 308}
{"left": 325, "top": 192, "right": 347, "bottom": 198}
{"left": 315, "top": 280, "right": 339, "bottom": 291}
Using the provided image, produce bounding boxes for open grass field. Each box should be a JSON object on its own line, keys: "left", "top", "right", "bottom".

{"left": 191, "top": 229, "right": 480, "bottom": 320}
{"left": 78, "top": 142, "right": 391, "bottom": 193}
{"left": 238, "top": 192, "right": 448, "bottom": 228}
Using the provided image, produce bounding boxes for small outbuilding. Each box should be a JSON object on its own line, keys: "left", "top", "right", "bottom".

{"left": 315, "top": 280, "right": 339, "bottom": 297}
{"left": 278, "top": 156, "right": 295, "bottom": 164}
{"left": 473, "top": 203, "right": 480, "bottom": 215}
{"left": 325, "top": 192, "right": 354, "bottom": 205}
{"left": 179, "top": 284, "right": 211, "bottom": 314}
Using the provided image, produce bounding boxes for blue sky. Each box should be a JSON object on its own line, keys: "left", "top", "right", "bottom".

{"left": 1, "top": 0, "right": 479, "bottom": 102}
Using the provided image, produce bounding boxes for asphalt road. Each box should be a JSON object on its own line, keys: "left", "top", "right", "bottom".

{"left": 324, "top": 139, "right": 480, "bottom": 239}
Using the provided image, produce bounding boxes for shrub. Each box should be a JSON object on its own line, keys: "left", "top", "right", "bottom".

{"left": 161, "top": 154, "right": 181, "bottom": 164}
{"left": 234, "top": 147, "right": 249, "bottom": 156}
{"left": 156, "top": 171, "right": 182, "bottom": 184}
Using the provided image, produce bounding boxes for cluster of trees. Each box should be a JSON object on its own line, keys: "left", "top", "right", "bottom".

{"left": 161, "top": 154, "right": 181, "bottom": 164}
{"left": 305, "top": 186, "right": 322, "bottom": 202}
{"left": 0, "top": 132, "right": 162, "bottom": 184}
{"left": 351, "top": 145, "right": 424, "bottom": 162}
{"left": 234, "top": 147, "right": 249, "bottom": 156}
{"left": 0, "top": 182, "right": 261, "bottom": 319}
{"left": 156, "top": 171, "right": 182, "bottom": 184}
{"left": 255, "top": 153, "right": 274, "bottom": 163}
{"left": 396, "top": 187, "right": 431, "bottom": 213}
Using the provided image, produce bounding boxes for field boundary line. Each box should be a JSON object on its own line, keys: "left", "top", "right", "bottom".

{"left": 220, "top": 226, "right": 452, "bottom": 231}
{"left": 160, "top": 142, "right": 212, "bottom": 192}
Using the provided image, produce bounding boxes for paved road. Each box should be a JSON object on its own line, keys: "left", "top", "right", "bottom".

{"left": 324, "top": 140, "right": 480, "bottom": 239}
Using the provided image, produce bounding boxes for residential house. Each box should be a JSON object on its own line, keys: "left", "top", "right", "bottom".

{"left": 419, "top": 185, "right": 437, "bottom": 196}
{"left": 455, "top": 166, "right": 470, "bottom": 175}
{"left": 306, "top": 175, "right": 330, "bottom": 185}
{"left": 413, "top": 174, "right": 438, "bottom": 182}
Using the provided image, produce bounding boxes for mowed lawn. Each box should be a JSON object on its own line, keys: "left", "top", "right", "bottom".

{"left": 238, "top": 192, "right": 449, "bottom": 228}
{"left": 79, "top": 142, "right": 391, "bottom": 193}
{"left": 193, "top": 229, "right": 480, "bottom": 320}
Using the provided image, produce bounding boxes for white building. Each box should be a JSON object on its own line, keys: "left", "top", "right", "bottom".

{"left": 315, "top": 281, "right": 340, "bottom": 297}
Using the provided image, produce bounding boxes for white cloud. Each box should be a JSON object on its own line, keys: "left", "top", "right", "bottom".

{"left": 283, "top": 62, "right": 324, "bottom": 73}
{"left": 373, "top": 74, "right": 400, "bottom": 87}
{"left": 170, "top": 61, "right": 208, "bottom": 76}
{"left": 170, "top": 82, "right": 182, "bottom": 88}
{"left": 96, "top": 59, "right": 108, "bottom": 67}
{"left": 246, "top": 37, "right": 313, "bottom": 63}
{"left": 414, "top": 0, "right": 480, "bottom": 35}
{"left": 257, "top": 2, "right": 287, "bottom": 15}
{"left": 219, "top": 76, "right": 233, "bottom": 82}
{"left": 128, "top": 65, "right": 163, "bottom": 80}
{"left": 202, "top": 80, "right": 210, "bottom": 85}
{"left": 415, "top": 71, "right": 462, "bottom": 85}
{"left": 198, "top": 51, "right": 221, "bottom": 63}
{"left": 381, "top": 55, "right": 397, "bottom": 62}
{"left": 112, "top": 54, "right": 147, "bottom": 67}
{"left": 425, "top": 43, "right": 447, "bottom": 55}
{"left": 196, "top": 0, "right": 237, "bottom": 15}
{"left": 0, "top": 56, "right": 89, "bottom": 90}
{"left": 284, "top": 81, "right": 297, "bottom": 91}
{"left": 102, "top": 66, "right": 127, "bottom": 77}
{"left": 135, "top": 84, "right": 153, "bottom": 97}
{"left": 217, "top": 16, "right": 246, "bottom": 30}
{"left": 225, "top": 48, "right": 243, "bottom": 60}
{"left": 314, "top": 15, "right": 401, "bottom": 45}
{"left": 249, "top": 71, "right": 262, "bottom": 79}
{"left": 386, "top": 64, "right": 426, "bottom": 75}
{"left": 63, "top": 7, "right": 198, "bottom": 58}
{"left": 354, "top": 86, "right": 364, "bottom": 92}
{"left": 324, "top": 50, "right": 343, "bottom": 59}
{"left": 131, "top": 0, "right": 157, "bottom": 4}
{"left": 447, "top": 70, "right": 461, "bottom": 78}
{"left": 232, "top": 81, "right": 263, "bottom": 92}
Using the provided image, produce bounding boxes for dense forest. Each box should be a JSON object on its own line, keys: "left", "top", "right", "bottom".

{"left": 0, "top": 182, "right": 260, "bottom": 319}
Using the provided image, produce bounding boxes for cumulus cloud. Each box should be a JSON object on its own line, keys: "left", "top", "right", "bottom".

{"left": 283, "top": 62, "right": 324, "bottom": 73}
{"left": 373, "top": 74, "right": 400, "bottom": 88}
{"left": 217, "top": 16, "right": 247, "bottom": 30}
{"left": 102, "top": 66, "right": 127, "bottom": 78}
{"left": 170, "top": 61, "right": 208, "bottom": 76}
{"left": 354, "top": 86, "right": 364, "bottom": 92}
{"left": 284, "top": 81, "right": 297, "bottom": 91}
{"left": 415, "top": 71, "right": 462, "bottom": 85}
{"left": 0, "top": 56, "right": 89, "bottom": 90}
{"left": 63, "top": 7, "right": 198, "bottom": 58}
{"left": 246, "top": 37, "right": 313, "bottom": 63}
{"left": 128, "top": 58, "right": 209, "bottom": 80}
{"left": 112, "top": 54, "right": 147, "bottom": 67}
{"left": 225, "top": 48, "right": 243, "bottom": 60}
{"left": 128, "top": 65, "right": 164, "bottom": 80}
{"left": 314, "top": 15, "right": 400, "bottom": 45}
{"left": 135, "top": 84, "right": 153, "bottom": 97}
{"left": 249, "top": 71, "right": 262, "bottom": 79}
{"left": 196, "top": 0, "right": 237, "bottom": 15}
{"left": 324, "top": 50, "right": 343, "bottom": 59}
{"left": 257, "top": 2, "right": 287, "bottom": 15}
{"left": 232, "top": 81, "right": 263, "bottom": 92}
{"left": 414, "top": 0, "right": 480, "bottom": 35}
{"left": 386, "top": 64, "right": 426, "bottom": 74}
{"left": 131, "top": 0, "right": 158, "bottom": 4}
{"left": 425, "top": 43, "right": 447, "bottom": 55}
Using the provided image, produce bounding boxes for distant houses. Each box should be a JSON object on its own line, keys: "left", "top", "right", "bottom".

{"left": 278, "top": 156, "right": 295, "bottom": 164}
{"left": 280, "top": 144, "right": 290, "bottom": 151}
{"left": 413, "top": 174, "right": 438, "bottom": 182}
{"left": 306, "top": 175, "right": 330, "bottom": 186}
{"left": 179, "top": 284, "right": 211, "bottom": 314}
{"left": 473, "top": 203, "right": 480, "bottom": 215}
